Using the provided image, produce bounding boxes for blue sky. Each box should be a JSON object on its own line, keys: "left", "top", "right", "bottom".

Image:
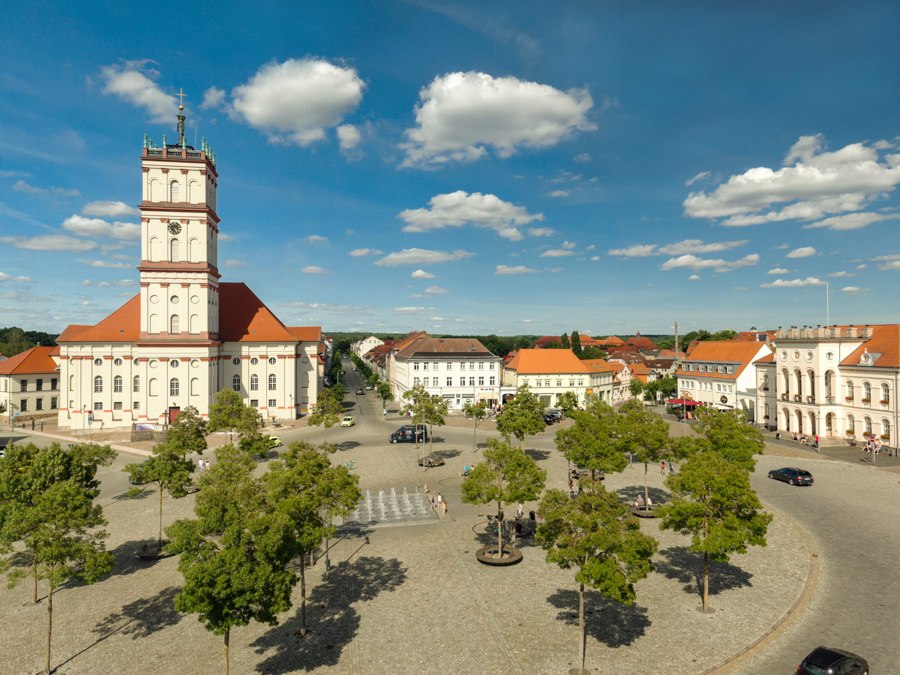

{"left": 2, "top": 1, "right": 899, "bottom": 337}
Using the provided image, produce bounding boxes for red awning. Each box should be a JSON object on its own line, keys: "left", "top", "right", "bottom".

{"left": 666, "top": 399, "right": 701, "bottom": 407}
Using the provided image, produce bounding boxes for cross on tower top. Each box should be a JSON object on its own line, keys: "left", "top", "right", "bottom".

{"left": 177, "top": 88, "right": 186, "bottom": 111}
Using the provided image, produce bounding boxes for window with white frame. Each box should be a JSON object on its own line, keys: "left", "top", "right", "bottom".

{"left": 170, "top": 379, "right": 179, "bottom": 396}
{"left": 413, "top": 362, "right": 420, "bottom": 371}
{"left": 250, "top": 374, "right": 259, "bottom": 391}
{"left": 94, "top": 376, "right": 103, "bottom": 393}
{"left": 863, "top": 382, "right": 872, "bottom": 401}
{"left": 469, "top": 377, "right": 475, "bottom": 386}
{"left": 114, "top": 376, "right": 123, "bottom": 393}
{"left": 865, "top": 416, "right": 873, "bottom": 434}
{"left": 882, "top": 384, "right": 890, "bottom": 403}
{"left": 478, "top": 362, "right": 484, "bottom": 370}
{"left": 489, "top": 376, "right": 496, "bottom": 385}
{"left": 469, "top": 362, "right": 474, "bottom": 370}
{"left": 847, "top": 381, "right": 854, "bottom": 398}
{"left": 423, "top": 362, "right": 429, "bottom": 371}
{"left": 432, "top": 362, "right": 438, "bottom": 370}
{"left": 432, "top": 377, "right": 439, "bottom": 386}
{"left": 478, "top": 376, "right": 484, "bottom": 386}
{"left": 414, "top": 377, "right": 420, "bottom": 386}
{"left": 133, "top": 376, "right": 140, "bottom": 393}
{"left": 883, "top": 418, "right": 892, "bottom": 438}
{"left": 232, "top": 375, "right": 240, "bottom": 391}
{"left": 446, "top": 362, "right": 453, "bottom": 370}
{"left": 446, "top": 377, "right": 452, "bottom": 386}
{"left": 268, "top": 399, "right": 276, "bottom": 408}
{"left": 268, "top": 374, "right": 276, "bottom": 391}
{"left": 133, "top": 401, "right": 140, "bottom": 410}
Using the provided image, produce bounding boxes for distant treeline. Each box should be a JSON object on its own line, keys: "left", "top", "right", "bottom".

{"left": 0, "top": 327, "right": 58, "bottom": 358}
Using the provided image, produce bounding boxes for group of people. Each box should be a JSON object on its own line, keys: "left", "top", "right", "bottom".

{"left": 634, "top": 494, "right": 653, "bottom": 508}
{"left": 790, "top": 432, "right": 820, "bottom": 449}
{"left": 863, "top": 438, "right": 885, "bottom": 454}
{"left": 196, "top": 457, "right": 210, "bottom": 472}
{"left": 423, "top": 484, "right": 448, "bottom": 515}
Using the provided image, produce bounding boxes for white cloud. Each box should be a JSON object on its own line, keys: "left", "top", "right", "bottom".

{"left": 574, "top": 153, "right": 592, "bottom": 163}
{"left": 828, "top": 271, "right": 853, "bottom": 278}
{"left": 548, "top": 190, "right": 569, "bottom": 198}
{"left": 685, "top": 171, "right": 711, "bottom": 186}
{"left": 375, "top": 248, "right": 474, "bottom": 266}
{"left": 99, "top": 60, "right": 175, "bottom": 123}
{"left": 337, "top": 124, "right": 361, "bottom": 150}
{"left": 430, "top": 316, "right": 445, "bottom": 321}
{"left": 401, "top": 71, "right": 595, "bottom": 167}
{"left": 411, "top": 269, "right": 436, "bottom": 279}
{"left": 767, "top": 267, "right": 790, "bottom": 274}
{"left": 878, "top": 260, "right": 900, "bottom": 271}
{"left": 688, "top": 274, "right": 701, "bottom": 281}
{"left": 200, "top": 86, "right": 226, "bottom": 110}
{"left": 760, "top": 277, "right": 826, "bottom": 288}
{"left": 348, "top": 248, "right": 382, "bottom": 257}
{"left": 540, "top": 249, "right": 574, "bottom": 258}
{"left": 842, "top": 286, "right": 862, "bottom": 293}
{"left": 870, "top": 253, "right": 900, "bottom": 261}
{"left": 685, "top": 135, "right": 900, "bottom": 227}
{"left": 1, "top": 235, "right": 97, "bottom": 252}
{"left": 496, "top": 265, "right": 536, "bottom": 275}
{"left": 803, "top": 212, "right": 899, "bottom": 231}
{"left": 81, "top": 278, "right": 138, "bottom": 288}
{"left": 424, "top": 286, "right": 447, "bottom": 294}
{"left": 399, "top": 191, "right": 543, "bottom": 241}
{"left": 528, "top": 227, "right": 555, "bottom": 237}
{"left": 13, "top": 180, "right": 80, "bottom": 197}
{"left": 561, "top": 240, "right": 577, "bottom": 249}
{"left": 786, "top": 246, "right": 816, "bottom": 259}
{"left": 661, "top": 253, "right": 759, "bottom": 273}
{"left": 82, "top": 260, "right": 133, "bottom": 269}
{"left": 82, "top": 201, "right": 138, "bottom": 218}
{"left": 224, "top": 259, "right": 246, "bottom": 268}
{"left": 608, "top": 244, "right": 658, "bottom": 257}
{"left": 62, "top": 214, "right": 140, "bottom": 240}
{"left": 230, "top": 59, "right": 365, "bottom": 147}
{"left": 301, "top": 266, "right": 327, "bottom": 274}
{"left": 394, "top": 306, "right": 426, "bottom": 313}
{"left": 304, "top": 235, "right": 328, "bottom": 243}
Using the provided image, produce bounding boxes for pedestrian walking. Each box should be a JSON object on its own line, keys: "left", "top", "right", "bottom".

{"left": 423, "top": 483, "right": 429, "bottom": 494}
{"left": 813, "top": 434, "right": 819, "bottom": 451}
{"left": 436, "top": 493, "right": 443, "bottom": 510}
{"left": 516, "top": 503, "right": 524, "bottom": 520}
{"left": 659, "top": 460, "right": 667, "bottom": 475}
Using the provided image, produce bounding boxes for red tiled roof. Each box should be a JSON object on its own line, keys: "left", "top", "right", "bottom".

{"left": 841, "top": 324, "right": 900, "bottom": 368}
{"left": 397, "top": 336, "right": 494, "bottom": 358}
{"left": 57, "top": 283, "right": 300, "bottom": 344}
{"left": 287, "top": 326, "right": 322, "bottom": 342}
{"left": 626, "top": 333, "right": 658, "bottom": 350}
{"left": 0, "top": 346, "right": 58, "bottom": 375}
{"left": 597, "top": 336, "right": 625, "bottom": 347}
{"left": 677, "top": 341, "right": 772, "bottom": 380}
{"left": 505, "top": 349, "right": 589, "bottom": 374}
{"left": 754, "top": 352, "right": 776, "bottom": 364}
{"left": 582, "top": 358, "right": 613, "bottom": 373}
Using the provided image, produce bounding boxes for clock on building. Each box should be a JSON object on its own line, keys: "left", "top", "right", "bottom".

{"left": 168, "top": 222, "right": 182, "bottom": 235}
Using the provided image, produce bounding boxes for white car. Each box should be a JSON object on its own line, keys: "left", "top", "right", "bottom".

{"left": 341, "top": 416, "right": 355, "bottom": 427}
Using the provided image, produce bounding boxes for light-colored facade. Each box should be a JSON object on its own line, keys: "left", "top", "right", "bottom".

{"left": 0, "top": 347, "right": 60, "bottom": 424}
{"left": 677, "top": 340, "right": 773, "bottom": 420}
{"left": 502, "top": 349, "right": 611, "bottom": 408}
{"left": 352, "top": 336, "right": 384, "bottom": 359}
{"left": 387, "top": 335, "right": 502, "bottom": 410}
{"left": 756, "top": 325, "right": 899, "bottom": 445}
{"left": 55, "top": 113, "right": 322, "bottom": 430}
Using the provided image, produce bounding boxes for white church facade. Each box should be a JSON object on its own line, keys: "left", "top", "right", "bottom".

{"left": 56, "top": 108, "right": 323, "bottom": 430}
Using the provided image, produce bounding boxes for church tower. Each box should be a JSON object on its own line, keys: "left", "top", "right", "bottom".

{"left": 138, "top": 94, "right": 221, "bottom": 344}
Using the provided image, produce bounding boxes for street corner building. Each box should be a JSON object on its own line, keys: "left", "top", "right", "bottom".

{"left": 54, "top": 110, "right": 325, "bottom": 431}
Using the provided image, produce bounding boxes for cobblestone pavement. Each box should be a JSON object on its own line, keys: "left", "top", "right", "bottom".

{"left": 5, "top": 388, "right": 845, "bottom": 674}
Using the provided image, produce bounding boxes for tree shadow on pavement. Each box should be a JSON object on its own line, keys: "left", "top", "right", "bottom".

{"left": 92, "top": 586, "right": 182, "bottom": 640}
{"left": 252, "top": 555, "right": 407, "bottom": 673}
{"left": 654, "top": 546, "right": 753, "bottom": 600}
{"left": 616, "top": 485, "right": 670, "bottom": 505}
{"left": 547, "top": 588, "right": 651, "bottom": 648}
{"left": 524, "top": 448, "right": 551, "bottom": 461}
{"left": 333, "top": 440, "right": 361, "bottom": 452}
{"left": 103, "top": 538, "right": 174, "bottom": 578}
{"left": 430, "top": 448, "right": 461, "bottom": 460}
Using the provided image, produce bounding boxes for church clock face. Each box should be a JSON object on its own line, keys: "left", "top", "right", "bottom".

{"left": 168, "top": 222, "right": 182, "bottom": 235}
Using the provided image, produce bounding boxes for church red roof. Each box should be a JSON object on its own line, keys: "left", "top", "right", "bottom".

{"left": 0, "top": 346, "right": 58, "bottom": 375}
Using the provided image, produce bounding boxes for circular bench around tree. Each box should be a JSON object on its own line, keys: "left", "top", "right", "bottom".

{"left": 629, "top": 503, "right": 661, "bottom": 518}
{"left": 475, "top": 545, "right": 523, "bottom": 566}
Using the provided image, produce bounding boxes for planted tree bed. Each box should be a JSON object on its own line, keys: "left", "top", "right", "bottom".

{"left": 475, "top": 545, "right": 523, "bottom": 566}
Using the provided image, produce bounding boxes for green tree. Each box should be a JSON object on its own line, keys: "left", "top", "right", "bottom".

{"left": 2, "top": 473, "right": 113, "bottom": 674}
{"left": 657, "top": 451, "right": 772, "bottom": 612}
{"left": 616, "top": 400, "right": 671, "bottom": 508}
{"left": 166, "top": 444, "right": 296, "bottom": 674}
{"left": 578, "top": 345, "right": 603, "bottom": 360}
{"left": 307, "top": 389, "right": 344, "bottom": 444}
{"left": 537, "top": 486, "right": 658, "bottom": 674}
{"left": 690, "top": 408, "right": 764, "bottom": 471}
{"left": 401, "top": 384, "right": 431, "bottom": 450}
{"left": 555, "top": 398, "right": 628, "bottom": 481}
{"left": 570, "top": 330, "right": 582, "bottom": 355}
{"left": 461, "top": 438, "right": 546, "bottom": 558}
{"left": 556, "top": 391, "right": 579, "bottom": 417}
{"left": 0, "top": 442, "right": 114, "bottom": 603}
{"left": 424, "top": 394, "right": 449, "bottom": 455}
{"left": 463, "top": 399, "right": 489, "bottom": 452}
{"left": 496, "top": 385, "right": 545, "bottom": 449}
{"left": 163, "top": 405, "right": 209, "bottom": 456}
{"left": 560, "top": 333, "right": 570, "bottom": 348}
{"left": 124, "top": 441, "right": 196, "bottom": 550}
{"left": 628, "top": 378, "right": 645, "bottom": 399}
{"left": 263, "top": 442, "right": 360, "bottom": 636}
{"left": 377, "top": 382, "right": 393, "bottom": 412}
{"left": 207, "top": 389, "right": 262, "bottom": 440}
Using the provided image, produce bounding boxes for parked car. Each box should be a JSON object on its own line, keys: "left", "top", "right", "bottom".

{"left": 768, "top": 467, "right": 814, "bottom": 486}
{"left": 356, "top": 387, "right": 365, "bottom": 395}
{"left": 547, "top": 408, "right": 564, "bottom": 421}
{"left": 267, "top": 435, "right": 283, "bottom": 449}
{"left": 797, "top": 646, "right": 868, "bottom": 674}
{"left": 389, "top": 425, "right": 428, "bottom": 443}
{"left": 366, "top": 384, "right": 374, "bottom": 390}
{"left": 341, "top": 415, "right": 355, "bottom": 427}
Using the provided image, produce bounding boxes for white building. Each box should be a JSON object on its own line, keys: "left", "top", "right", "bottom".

{"left": 756, "top": 325, "right": 898, "bottom": 445}
{"left": 56, "top": 109, "right": 322, "bottom": 430}
{"left": 0, "top": 346, "right": 60, "bottom": 424}
{"left": 387, "top": 334, "right": 502, "bottom": 410}
{"left": 502, "top": 349, "right": 612, "bottom": 408}
{"left": 352, "top": 335, "right": 384, "bottom": 359}
{"left": 677, "top": 340, "right": 773, "bottom": 420}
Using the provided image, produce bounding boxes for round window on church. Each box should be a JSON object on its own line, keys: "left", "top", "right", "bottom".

{"left": 190, "top": 296, "right": 199, "bottom": 304}
{"left": 149, "top": 360, "right": 158, "bottom": 369}
{"left": 170, "top": 296, "right": 180, "bottom": 305}
{"left": 250, "top": 358, "right": 259, "bottom": 365}
{"left": 170, "top": 360, "right": 179, "bottom": 368}
{"left": 93, "top": 358, "right": 103, "bottom": 366}
{"left": 114, "top": 358, "right": 123, "bottom": 366}
{"left": 232, "top": 358, "right": 240, "bottom": 365}
{"left": 150, "top": 295, "right": 159, "bottom": 304}
{"left": 190, "top": 360, "right": 200, "bottom": 368}
{"left": 268, "top": 357, "right": 276, "bottom": 365}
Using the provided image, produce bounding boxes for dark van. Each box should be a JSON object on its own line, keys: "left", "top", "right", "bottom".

{"left": 389, "top": 425, "right": 428, "bottom": 443}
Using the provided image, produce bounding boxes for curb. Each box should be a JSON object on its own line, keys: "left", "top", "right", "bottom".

{"left": 703, "top": 501, "right": 820, "bottom": 674}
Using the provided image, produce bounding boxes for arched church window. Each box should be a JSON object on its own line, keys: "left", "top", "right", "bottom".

{"left": 170, "top": 314, "right": 180, "bottom": 334}
{"left": 268, "top": 374, "right": 277, "bottom": 391}
{"left": 170, "top": 239, "right": 180, "bottom": 263}
{"left": 170, "top": 179, "right": 181, "bottom": 202}
{"left": 232, "top": 375, "right": 241, "bottom": 392}
{"left": 94, "top": 376, "right": 103, "bottom": 393}
{"left": 114, "top": 376, "right": 122, "bottom": 393}
{"left": 250, "top": 375, "right": 259, "bottom": 391}
{"left": 170, "top": 378, "right": 179, "bottom": 396}
{"left": 133, "top": 376, "right": 140, "bottom": 393}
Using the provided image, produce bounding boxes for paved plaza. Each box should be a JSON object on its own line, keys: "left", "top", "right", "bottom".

{"left": 1, "top": 404, "right": 824, "bottom": 675}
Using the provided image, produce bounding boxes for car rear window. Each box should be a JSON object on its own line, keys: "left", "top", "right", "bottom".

{"left": 801, "top": 648, "right": 841, "bottom": 673}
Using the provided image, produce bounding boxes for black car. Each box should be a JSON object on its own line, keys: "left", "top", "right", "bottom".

{"left": 768, "top": 467, "right": 814, "bottom": 486}
{"left": 389, "top": 425, "right": 428, "bottom": 443}
{"left": 797, "top": 646, "right": 868, "bottom": 674}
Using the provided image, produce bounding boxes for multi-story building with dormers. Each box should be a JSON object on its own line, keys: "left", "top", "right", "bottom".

{"left": 55, "top": 108, "right": 323, "bottom": 430}
{"left": 755, "top": 325, "right": 898, "bottom": 446}
{"left": 502, "top": 349, "right": 613, "bottom": 408}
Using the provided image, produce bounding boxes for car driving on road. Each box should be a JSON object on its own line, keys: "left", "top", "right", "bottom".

{"left": 356, "top": 387, "right": 364, "bottom": 395}
{"left": 389, "top": 425, "right": 428, "bottom": 443}
{"left": 341, "top": 415, "right": 355, "bottom": 427}
{"left": 797, "top": 646, "right": 868, "bottom": 674}
{"left": 768, "top": 467, "right": 813, "bottom": 486}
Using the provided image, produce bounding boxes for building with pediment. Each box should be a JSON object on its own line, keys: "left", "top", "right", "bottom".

{"left": 55, "top": 107, "right": 322, "bottom": 431}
